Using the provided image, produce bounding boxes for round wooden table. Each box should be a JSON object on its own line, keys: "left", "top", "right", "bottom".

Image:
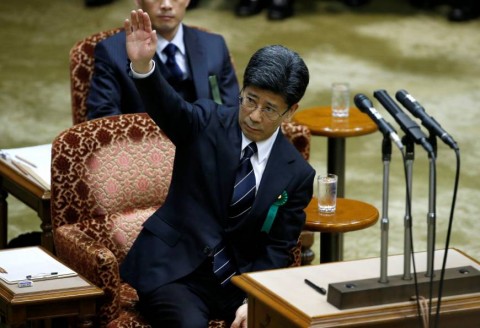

{"left": 293, "top": 106, "right": 377, "bottom": 197}
{"left": 294, "top": 106, "right": 378, "bottom": 262}
{"left": 305, "top": 198, "right": 379, "bottom": 263}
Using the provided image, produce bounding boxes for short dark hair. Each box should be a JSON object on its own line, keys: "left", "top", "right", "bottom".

{"left": 242, "top": 45, "right": 309, "bottom": 107}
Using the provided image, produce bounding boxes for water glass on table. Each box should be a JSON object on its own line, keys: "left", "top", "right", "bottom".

{"left": 331, "top": 82, "right": 350, "bottom": 118}
{"left": 317, "top": 174, "right": 338, "bottom": 214}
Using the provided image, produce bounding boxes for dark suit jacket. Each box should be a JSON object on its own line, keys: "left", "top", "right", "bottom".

{"left": 120, "top": 67, "right": 315, "bottom": 296}
{"left": 86, "top": 25, "right": 239, "bottom": 120}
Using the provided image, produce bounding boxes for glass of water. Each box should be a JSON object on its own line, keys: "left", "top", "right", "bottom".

{"left": 317, "top": 174, "right": 338, "bottom": 214}
{"left": 331, "top": 82, "right": 350, "bottom": 118}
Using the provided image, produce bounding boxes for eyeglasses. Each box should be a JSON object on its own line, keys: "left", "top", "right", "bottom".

{"left": 239, "top": 96, "right": 290, "bottom": 121}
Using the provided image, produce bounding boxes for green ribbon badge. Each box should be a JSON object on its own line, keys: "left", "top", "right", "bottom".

{"left": 261, "top": 190, "right": 288, "bottom": 233}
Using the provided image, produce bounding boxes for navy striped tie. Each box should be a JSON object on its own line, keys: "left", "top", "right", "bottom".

{"left": 163, "top": 43, "right": 183, "bottom": 81}
{"left": 229, "top": 142, "right": 257, "bottom": 219}
{"left": 212, "top": 241, "right": 236, "bottom": 286}
{"left": 212, "top": 143, "right": 257, "bottom": 286}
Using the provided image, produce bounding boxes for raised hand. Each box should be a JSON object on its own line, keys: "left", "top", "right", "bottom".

{"left": 124, "top": 9, "right": 158, "bottom": 74}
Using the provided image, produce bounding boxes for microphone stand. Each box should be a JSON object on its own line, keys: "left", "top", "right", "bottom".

{"left": 426, "top": 134, "right": 437, "bottom": 278}
{"left": 379, "top": 135, "right": 392, "bottom": 284}
{"left": 402, "top": 135, "right": 414, "bottom": 281}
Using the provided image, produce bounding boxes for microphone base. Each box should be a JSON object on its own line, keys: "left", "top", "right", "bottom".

{"left": 327, "top": 266, "right": 480, "bottom": 309}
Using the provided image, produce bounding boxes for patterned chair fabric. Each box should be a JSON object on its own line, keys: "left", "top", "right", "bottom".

{"left": 69, "top": 27, "right": 311, "bottom": 160}
{"left": 69, "top": 27, "right": 123, "bottom": 125}
{"left": 51, "top": 113, "right": 301, "bottom": 328}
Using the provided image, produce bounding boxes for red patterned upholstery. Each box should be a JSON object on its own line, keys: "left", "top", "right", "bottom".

{"left": 69, "top": 27, "right": 123, "bottom": 125}
{"left": 281, "top": 119, "right": 311, "bottom": 161}
{"left": 51, "top": 113, "right": 172, "bottom": 327}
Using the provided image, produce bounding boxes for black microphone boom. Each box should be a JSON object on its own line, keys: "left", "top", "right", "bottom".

{"left": 395, "top": 90, "right": 459, "bottom": 150}
{"left": 354, "top": 94, "right": 404, "bottom": 150}
{"left": 373, "top": 89, "right": 434, "bottom": 154}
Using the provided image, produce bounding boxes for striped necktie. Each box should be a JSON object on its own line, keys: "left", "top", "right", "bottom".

{"left": 212, "top": 241, "right": 236, "bottom": 286}
{"left": 212, "top": 142, "right": 257, "bottom": 286}
{"left": 163, "top": 43, "right": 183, "bottom": 81}
{"left": 229, "top": 142, "right": 257, "bottom": 219}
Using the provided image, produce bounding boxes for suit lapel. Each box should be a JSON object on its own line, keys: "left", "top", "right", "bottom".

{"left": 252, "top": 133, "right": 295, "bottom": 216}
{"left": 183, "top": 26, "right": 209, "bottom": 99}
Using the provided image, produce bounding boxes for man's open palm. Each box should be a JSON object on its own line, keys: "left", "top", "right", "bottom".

{"left": 124, "top": 9, "right": 157, "bottom": 73}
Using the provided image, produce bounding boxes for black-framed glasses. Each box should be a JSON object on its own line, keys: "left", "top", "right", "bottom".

{"left": 238, "top": 96, "right": 290, "bottom": 121}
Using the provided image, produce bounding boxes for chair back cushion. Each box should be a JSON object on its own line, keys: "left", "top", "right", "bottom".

{"left": 51, "top": 113, "right": 175, "bottom": 261}
{"left": 70, "top": 27, "right": 122, "bottom": 125}
{"left": 281, "top": 121, "right": 311, "bottom": 161}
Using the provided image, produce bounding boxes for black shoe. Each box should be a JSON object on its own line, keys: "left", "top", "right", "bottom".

{"left": 85, "top": 0, "right": 113, "bottom": 7}
{"left": 235, "top": 0, "right": 267, "bottom": 17}
{"left": 343, "top": 0, "right": 369, "bottom": 7}
{"left": 448, "top": 5, "right": 480, "bottom": 22}
{"left": 268, "top": 0, "right": 293, "bottom": 20}
{"left": 409, "top": 0, "right": 437, "bottom": 9}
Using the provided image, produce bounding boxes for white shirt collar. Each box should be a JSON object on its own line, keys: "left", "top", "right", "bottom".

{"left": 156, "top": 24, "right": 186, "bottom": 56}
{"left": 241, "top": 128, "right": 279, "bottom": 165}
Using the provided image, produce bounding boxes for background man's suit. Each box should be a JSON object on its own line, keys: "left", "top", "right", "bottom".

{"left": 87, "top": 25, "right": 239, "bottom": 120}
{"left": 120, "top": 64, "right": 315, "bottom": 297}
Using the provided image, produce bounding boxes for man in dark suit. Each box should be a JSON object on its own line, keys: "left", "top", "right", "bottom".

{"left": 120, "top": 9, "right": 315, "bottom": 328}
{"left": 86, "top": 0, "right": 239, "bottom": 120}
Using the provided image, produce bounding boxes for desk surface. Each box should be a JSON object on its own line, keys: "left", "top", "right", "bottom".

{"left": 233, "top": 249, "right": 480, "bottom": 327}
{"left": 304, "top": 198, "right": 379, "bottom": 233}
{"left": 293, "top": 106, "right": 377, "bottom": 138}
{"left": 0, "top": 247, "right": 103, "bottom": 326}
{"left": 0, "top": 159, "right": 50, "bottom": 200}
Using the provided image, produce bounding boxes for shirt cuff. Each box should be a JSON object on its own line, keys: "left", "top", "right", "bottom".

{"left": 129, "top": 60, "right": 155, "bottom": 78}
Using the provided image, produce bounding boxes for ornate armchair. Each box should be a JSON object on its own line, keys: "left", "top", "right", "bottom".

{"left": 50, "top": 113, "right": 302, "bottom": 327}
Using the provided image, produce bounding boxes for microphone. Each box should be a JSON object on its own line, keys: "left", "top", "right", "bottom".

{"left": 354, "top": 94, "right": 404, "bottom": 150}
{"left": 373, "top": 89, "right": 434, "bottom": 154}
{"left": 395, "top": 90, "right": 458, "bottom": 150}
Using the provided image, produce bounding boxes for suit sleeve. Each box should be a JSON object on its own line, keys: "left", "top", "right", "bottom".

{"left": 249, "top": 168, "right": 315, "bottom": 272}
{"left": 86, "top": 42, "right": 123, "bottom": 119}
{"left": 134, "top": 66, "right": 218, "bottom": 146}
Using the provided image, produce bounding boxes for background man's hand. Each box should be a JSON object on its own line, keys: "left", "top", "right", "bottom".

{"left": 230, "top": 303, "right": 247, "bottom": 328}
{"left": 124, "top": 9, "right": 157, "bottom": 74}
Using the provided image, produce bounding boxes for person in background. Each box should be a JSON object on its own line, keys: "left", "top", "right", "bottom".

{"left": 120, "top": 9, "right": 315, "bottom": 327}
{"left": 87, "top": 0, "right": 239, "bottom": 120}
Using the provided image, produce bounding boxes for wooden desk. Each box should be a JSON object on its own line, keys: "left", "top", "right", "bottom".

{"left": 0, "top": 247, "right": 103, "bottom": 327}
{"left": 0, "top": 160, "right": 53, "bottom": 252}
{"left": 233, "top": 249, "right": 480, "bottom": 327}
{"left": 305, "top": 198, "right": 379, "bottom": 263}
{"left": 293, "top": 106, "right": 377, "bottom": 262}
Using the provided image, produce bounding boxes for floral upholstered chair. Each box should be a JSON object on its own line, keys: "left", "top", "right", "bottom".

{"left": 51, "top": 113, "right": 301, "bottom": 328}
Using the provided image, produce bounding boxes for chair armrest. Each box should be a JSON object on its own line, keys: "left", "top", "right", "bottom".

{"left": 54, "top": 225, "right": 122, "bottom": 324}
{"left": 55, "top": 225, "right": 121, "bottom": 287}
